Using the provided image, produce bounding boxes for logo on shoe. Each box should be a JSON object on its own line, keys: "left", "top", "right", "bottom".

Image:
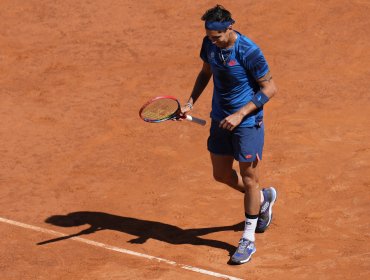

{"left": 261, "top": 202, "right": 269, "bottom": 213}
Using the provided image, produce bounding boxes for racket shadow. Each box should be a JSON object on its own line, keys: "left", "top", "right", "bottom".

{"left": 37, "top": 211, "right": 244, "bottom": 256}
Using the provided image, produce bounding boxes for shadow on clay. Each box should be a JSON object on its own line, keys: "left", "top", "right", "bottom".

{"left": 37, "top": 211, "right": 244, "bottom": 256}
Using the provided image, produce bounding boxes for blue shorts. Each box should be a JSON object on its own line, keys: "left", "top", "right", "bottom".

{"left": 207, "top": 120, "right": 264, "bottom": 162}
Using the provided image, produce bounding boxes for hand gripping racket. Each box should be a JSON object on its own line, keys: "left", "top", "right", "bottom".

{"left": 139, "top": 96, "right": 206, "bottom": 126}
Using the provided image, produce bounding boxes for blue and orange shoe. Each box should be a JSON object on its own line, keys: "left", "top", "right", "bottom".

{"left": 256, "top": 187, "right": 277, "bottom": 233}
{"left": 231, "top": 238, "right": 256, "bottom": 264}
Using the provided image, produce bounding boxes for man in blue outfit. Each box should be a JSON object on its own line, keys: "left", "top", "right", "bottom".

{"left": 181, "top": 5, "right": 278, "bottom": 264}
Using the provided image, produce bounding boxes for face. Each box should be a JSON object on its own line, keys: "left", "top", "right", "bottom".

{"left": 206, "top": 27, "right": 233, "bottom": 48}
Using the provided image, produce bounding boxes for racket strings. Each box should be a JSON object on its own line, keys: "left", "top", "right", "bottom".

{"left": 141, "top": 99, "right": 179, "bottom": 121}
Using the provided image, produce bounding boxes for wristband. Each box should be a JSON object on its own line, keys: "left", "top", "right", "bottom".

{"left": 251, "top": 91, "right": 269, "bottom": 108}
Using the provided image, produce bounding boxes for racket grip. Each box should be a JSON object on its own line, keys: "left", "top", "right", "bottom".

{"left": 185, "top": 115, "right": 207, "bottom": 126}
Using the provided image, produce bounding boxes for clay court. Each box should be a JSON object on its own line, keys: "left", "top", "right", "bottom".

{"left": 1, "top": 0, "right": 369, "bottom": 279}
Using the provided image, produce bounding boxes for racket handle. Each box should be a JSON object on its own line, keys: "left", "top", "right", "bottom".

{"left": 185, "top": 115, "right": 207, "bottom": 126}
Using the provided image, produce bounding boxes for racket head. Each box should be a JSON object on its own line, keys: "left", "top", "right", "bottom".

{"left": 139, "top": 96, "right": 181, "bottom": 123}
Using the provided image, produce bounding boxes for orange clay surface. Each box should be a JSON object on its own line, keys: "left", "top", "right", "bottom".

{"left": 1, "top": 1, "right": 369, "bottom": 279}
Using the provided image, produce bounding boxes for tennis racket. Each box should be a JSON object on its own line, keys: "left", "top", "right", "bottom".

{"left": 139, "top": 96, "right": 206, "bottom": 126}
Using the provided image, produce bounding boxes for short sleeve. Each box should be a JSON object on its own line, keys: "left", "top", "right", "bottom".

{"left": 200, "top": 36, "right": 209, "bottom": 63}
{"left": 243, "top": 48, "right": 269, "bottom": 80}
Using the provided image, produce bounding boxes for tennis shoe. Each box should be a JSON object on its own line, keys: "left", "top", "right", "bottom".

{"left": 230, "top": 238, "right": 256, "bottom": 264}
{"left": 256, "top": 187, "right": 277, "bottom": 233}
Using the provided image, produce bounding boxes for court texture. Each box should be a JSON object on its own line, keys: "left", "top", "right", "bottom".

{"left": 1, "top": 1, "right": 369, "bottom": 279}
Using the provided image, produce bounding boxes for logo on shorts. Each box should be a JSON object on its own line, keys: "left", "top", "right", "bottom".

{"left": 245, "top": 154, "right": 253, "bottom": 159}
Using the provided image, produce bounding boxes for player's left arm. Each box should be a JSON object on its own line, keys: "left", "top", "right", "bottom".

{"left": 238, "top": 71, "right": 278, "bottom": 116}
{"left": 219, "top": 71, "right": 278, "bottom": 130}
{"left": 256, "top": 71, "right": 278, "bottom": 99}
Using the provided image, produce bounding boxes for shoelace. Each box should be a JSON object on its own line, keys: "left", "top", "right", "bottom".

{"left": 237, "top": 239, "right": 250, "bottom": 253}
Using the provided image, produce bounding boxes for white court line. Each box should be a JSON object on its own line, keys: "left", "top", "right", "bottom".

{"left": 0, "top": 216, "right": 243, "bottom": 280}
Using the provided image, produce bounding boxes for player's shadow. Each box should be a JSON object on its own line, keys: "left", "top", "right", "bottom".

{"left": 37, "top": 211, "right": 243, "bottom": 255}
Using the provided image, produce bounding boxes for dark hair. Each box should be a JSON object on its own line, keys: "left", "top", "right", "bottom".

{"left": 201, "top": 4, "right": 234, "bottom": 23}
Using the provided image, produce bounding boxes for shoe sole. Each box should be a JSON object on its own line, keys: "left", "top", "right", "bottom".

{"left": 256, "top": 187, "right": 277, "bottom": 233}
{"left": 231, "top": 248, "right": 256, "bottom": 264}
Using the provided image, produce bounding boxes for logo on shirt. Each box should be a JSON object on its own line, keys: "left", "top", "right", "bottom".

{"left": 228, "top": 60, "right": 237, "bottom": 66}
{"left": 207, "top": 51, "right": 216, "bottom": 63}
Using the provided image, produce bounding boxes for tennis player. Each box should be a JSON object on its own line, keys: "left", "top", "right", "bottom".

{"left": 181, "top": 5, "right": 278, "bottom": 264}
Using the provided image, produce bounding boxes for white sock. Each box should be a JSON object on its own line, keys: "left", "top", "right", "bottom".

{"left": 242, "top": 217, "right": 258, "bottom": 242}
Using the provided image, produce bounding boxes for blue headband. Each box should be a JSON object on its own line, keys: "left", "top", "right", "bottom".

{"left": 205, "top": 20, "right": 234, "bottom": 31}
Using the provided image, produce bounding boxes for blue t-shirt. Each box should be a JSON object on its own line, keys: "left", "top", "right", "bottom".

{"left": 200, "top": 31, "right": 269, "bottom": 127}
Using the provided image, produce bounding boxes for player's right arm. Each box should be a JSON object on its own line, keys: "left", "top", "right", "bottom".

{"left": 181, "top": 62, "right": 212, "bottom": 114}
